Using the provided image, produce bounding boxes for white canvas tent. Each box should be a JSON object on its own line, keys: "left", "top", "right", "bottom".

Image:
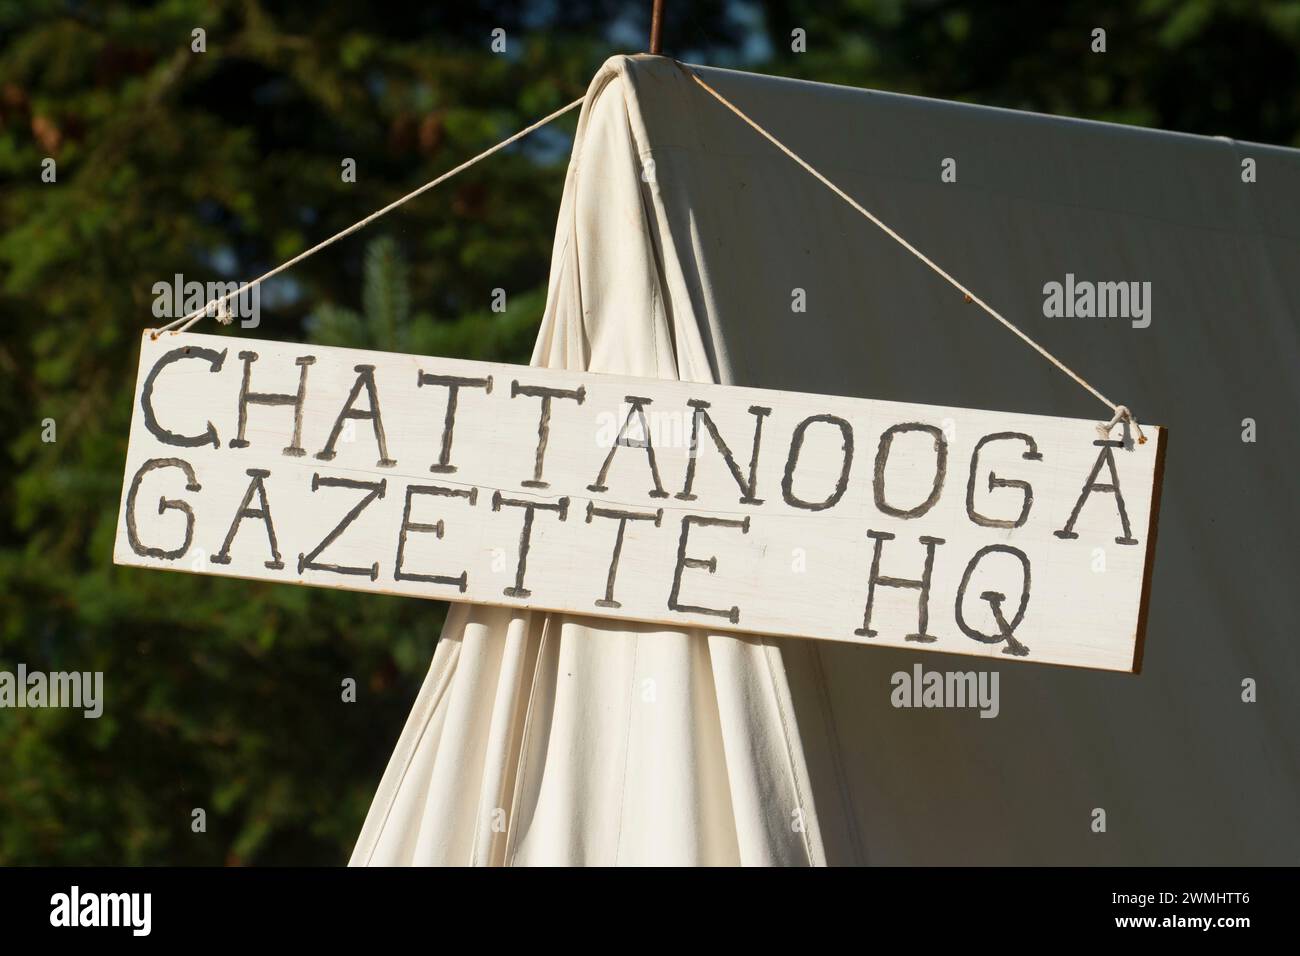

{"left": 352, "top": 55, "right": 1300, "bottom": 866}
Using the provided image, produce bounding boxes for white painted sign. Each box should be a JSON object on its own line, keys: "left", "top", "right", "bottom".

{"left": 115, "top": 332, "right": 1166, "bottom": 671}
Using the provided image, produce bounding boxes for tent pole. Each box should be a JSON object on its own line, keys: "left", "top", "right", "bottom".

{"left": 649, "top": 0, "right": 664, "bottom": 54}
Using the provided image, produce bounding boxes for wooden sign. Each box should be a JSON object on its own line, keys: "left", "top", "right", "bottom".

{"left": 114, "top": 332, "right": 1166, "bottom": 671}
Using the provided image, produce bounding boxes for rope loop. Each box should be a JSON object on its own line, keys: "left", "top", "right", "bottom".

{"left": 1097, "top": 405, "right": 1147, "bottom": 445}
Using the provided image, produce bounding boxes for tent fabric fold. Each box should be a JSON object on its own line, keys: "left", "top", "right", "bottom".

{"left": 350, "top": 56, "right": 833, "bottom": 866}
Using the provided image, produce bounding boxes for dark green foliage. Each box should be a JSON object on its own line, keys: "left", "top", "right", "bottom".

{"left": 0, "top": 0, "right": 616, "bottom": 866}
{"left": 761, "top": 0, "right": 1300, "bottom": 146}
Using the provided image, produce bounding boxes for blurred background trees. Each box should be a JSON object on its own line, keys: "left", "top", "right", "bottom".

{"left": 2, "top": 0, "right": 1297, "bottom": 864}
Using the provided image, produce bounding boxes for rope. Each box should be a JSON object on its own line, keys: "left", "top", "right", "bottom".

{"left": 679, "top": 64, "right": 1145, "bottom": 443}
{"left": 153, "top": 67, "right": 1144, "bottom": 443}
{"left": 152, "top": 96, "right": 586, "bottom": 337}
